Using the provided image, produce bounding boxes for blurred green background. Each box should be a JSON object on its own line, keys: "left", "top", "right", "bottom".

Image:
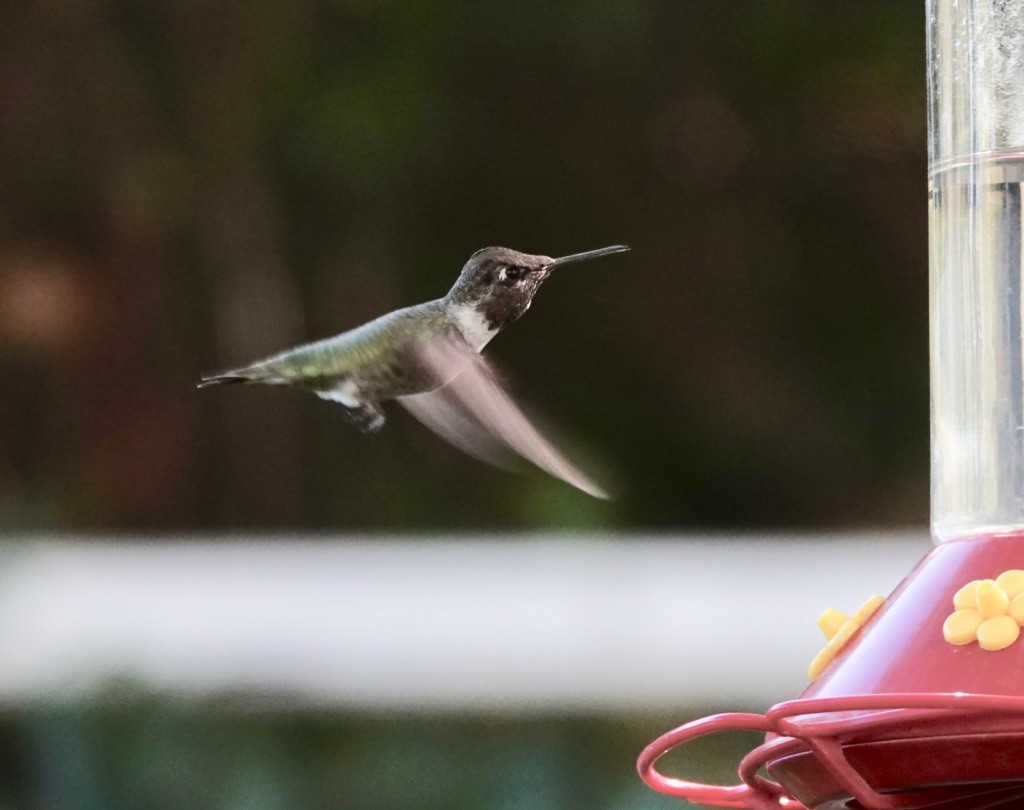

{"left": 0, "top": 698, "right": 768, "bottom": 809}
{"left": 0, "top": 0, "right": 926, "bottom": 807}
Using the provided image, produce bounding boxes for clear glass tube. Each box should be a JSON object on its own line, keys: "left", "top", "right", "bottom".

{"left": 929, "top": 0, "right": 1024, "bottom": 541}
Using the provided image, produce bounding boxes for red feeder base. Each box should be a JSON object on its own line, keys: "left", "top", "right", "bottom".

{"left": 638, "top": 533, "right": 1024, "bottom": 809}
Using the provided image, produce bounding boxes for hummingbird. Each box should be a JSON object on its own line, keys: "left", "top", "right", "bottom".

{"left": 198, "top": 244, "right": 629, "bottom": 497}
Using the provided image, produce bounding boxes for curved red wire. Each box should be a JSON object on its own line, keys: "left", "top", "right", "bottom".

{"left": 637, "top": 691, "right": 1024, "bottom": 808}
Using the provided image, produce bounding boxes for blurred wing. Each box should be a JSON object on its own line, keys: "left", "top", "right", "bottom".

{"left": 397, "top": 374, "right": 517, "bottom": 470}
{"left": 397, "top": 340, "right": 609, "bottom": 499}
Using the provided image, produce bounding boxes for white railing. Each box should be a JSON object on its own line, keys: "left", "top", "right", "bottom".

{"left": 0, "top": 533, "right": 927, "bottom": 711}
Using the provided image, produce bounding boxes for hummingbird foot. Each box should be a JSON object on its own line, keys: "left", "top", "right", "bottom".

{"left": 312, "top": 385, "right": 386, "bottom": 432}
{"left": 338, "top": 401, "right": 387, "bottom": 433}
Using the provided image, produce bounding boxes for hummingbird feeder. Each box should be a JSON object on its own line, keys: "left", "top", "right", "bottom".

{"left": 637, "top": 1, "right": 1024, "bottom": 807}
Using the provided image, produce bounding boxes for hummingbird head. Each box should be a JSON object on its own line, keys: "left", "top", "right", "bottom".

{"left": 445, "top": 245, "right": 629, "bottom": 335}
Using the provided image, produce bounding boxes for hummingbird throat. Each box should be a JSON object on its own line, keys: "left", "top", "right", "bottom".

{"left": 451, "top": 303, "right": 500, "bottom": 352}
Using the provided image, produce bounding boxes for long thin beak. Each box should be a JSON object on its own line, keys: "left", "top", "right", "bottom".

{"left": 546, "top": 244, "right": 629, "bottom": 270}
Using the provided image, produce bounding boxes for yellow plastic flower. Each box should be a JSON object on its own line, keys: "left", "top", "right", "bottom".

{"left": 943, "top": 571, "right": 1024, "bottom": 651}
{"left": 808, "top": 594, "right": 885, "bottom": 681}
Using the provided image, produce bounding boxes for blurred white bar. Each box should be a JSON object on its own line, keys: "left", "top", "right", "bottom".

{"left": 0, "top": 533, "right": 927, "bottom": 712}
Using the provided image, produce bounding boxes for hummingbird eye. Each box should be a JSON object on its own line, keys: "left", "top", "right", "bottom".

{"left": 500, "top": 266, "right": 521, "bottom": 283}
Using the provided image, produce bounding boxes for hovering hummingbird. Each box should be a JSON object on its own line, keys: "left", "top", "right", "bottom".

{"left": 198, "top": 244, "right": 629, "bottom": 497}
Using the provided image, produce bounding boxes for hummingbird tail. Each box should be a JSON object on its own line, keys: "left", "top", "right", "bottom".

{"left": 197, "top": 366, "right": 279, "bottom": 389}
{"left": 196, "top": 374, "right": 250, "bottom": 388}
